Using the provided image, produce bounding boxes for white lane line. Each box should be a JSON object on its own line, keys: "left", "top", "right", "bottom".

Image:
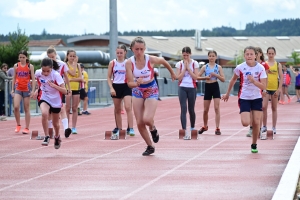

{"left": 120, "top": 127, "right": 248, "bottom": 200}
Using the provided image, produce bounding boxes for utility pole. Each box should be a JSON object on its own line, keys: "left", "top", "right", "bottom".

{"left": 109, "top": 0, "right": 118, "bottom": 60}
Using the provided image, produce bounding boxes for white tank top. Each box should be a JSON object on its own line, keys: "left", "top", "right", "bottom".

{"left": 112, "top": 59, "right": 127, "bottom": 84}
{"left": 130, "top": 54, "right": 154, "bottom": 82}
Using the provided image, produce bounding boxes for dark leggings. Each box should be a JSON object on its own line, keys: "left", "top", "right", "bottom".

{"left": 0, "top": 90, "right": 4, "bottom": 115}
{"left": 178, "top": 87, "right": 196, "bottom": 130}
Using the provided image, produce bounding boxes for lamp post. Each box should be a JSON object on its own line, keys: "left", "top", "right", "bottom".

{"left": 235, "top": 50, "right": 238, "bottom": 66}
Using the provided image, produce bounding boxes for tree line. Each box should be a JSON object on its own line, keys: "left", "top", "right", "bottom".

{"left": 0, "top": 18, "right": 300, "bottom": 43}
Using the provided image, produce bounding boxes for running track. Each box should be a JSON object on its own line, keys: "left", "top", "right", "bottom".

{"left": 0, "top": 96, "right": 299, "bottom": 200}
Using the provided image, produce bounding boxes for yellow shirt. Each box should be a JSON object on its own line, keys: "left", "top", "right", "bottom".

{"left": 67, "top": 63, "right": 80, "bottom": 91}
{"left": 266, "top": 61, "right": 278, "bottom": 90}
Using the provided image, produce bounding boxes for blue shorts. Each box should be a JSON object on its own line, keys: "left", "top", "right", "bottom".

{"left": 132, "top": 79, "right": 159, "bottom": 100}
{"left": 238, "top": 98, "right": 262, "bottom": 113}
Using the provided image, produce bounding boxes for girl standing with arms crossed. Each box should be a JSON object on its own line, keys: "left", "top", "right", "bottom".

{"left": 107, "top": 44, "right": 135, "bottom": 139}
{"left": 261, "top": 47, "right": 283, "bottom": 139}
{"left": 279, "top": 64, "right": 291, "bottom": 104}
{"left": 11, "top": 50, "right": 36, "bottom": 134}
{"left": 47, "top": 46, "right": 74, "bottom": 138}
{"left": 197, "top": 50, "right": 225, "bottom": 135}
{"left": 65, "top": 50, "right": 82, "bottom": 134}
{"left": 175, "top": 47, "right": 199, "bottom": 139}
{"left": 222, "top": 46, "right": 267, "bottom": 153}
{"left": 34, "top": 58, "right": 67, "bottom": 148}
{"left": 125, "top": 37, "right": 176, "bottom": 156}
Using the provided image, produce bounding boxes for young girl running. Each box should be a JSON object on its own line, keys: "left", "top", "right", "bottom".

{"left": 176, "top": 46, "right": 199, "bottom": 139}
{"left": 47, "top": 46, "right": 74, "bottom": 138}
{"left": 279, "top": 64, "right": 291, "bottom": 104}
{"left": 11, "top": 50, "right": 36, "bottom": 134}
{"left": 261, "top": 47, "right": 283, "bottom": 139}
{"left": 107, "top": 44, "right": 135, "bottom": 139}
{"left": 247, "top": 47, "right": 270, "bottom": 137}
{"left": 65, "top": 50, "right": 82, "bottom": 134}
{"left": 291, "top": 67, "right": 300, "bottom": 102}
{"left": 197, "top": 50, "right": 225, "bottom": 135}
{"left": 34, "top": 58, "right": 67, "bottom": 148}
{"left": 222, "top": 46, "right": 267, "bottom": 153}
{"left": 125, "top": 37, "right": 176, "bottom": 156}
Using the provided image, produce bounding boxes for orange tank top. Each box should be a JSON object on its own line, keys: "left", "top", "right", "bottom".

{"left": 15, "top": 62, "right": 31, "bottom": 91}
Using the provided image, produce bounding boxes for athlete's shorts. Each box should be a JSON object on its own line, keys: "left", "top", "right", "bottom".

{"left": 38, "top": 100, "right": 61, "bottom": 114}
{"left": 80, "top": 88, "right": 88, "bottom": 100}
{"left": 71, "top": 90, "right": 80, "bottom": 95}
{"left": 282, "top": 84, "right": 288, "bottom": 87}
{"left": 266, "top": 90, "right": 276, "bottom": 95}
{"left": 112, "top": 83, "right": 132, "bottom": 99}
{"left": 204, "top": 82, "right": 221, "bottom": 100}
{"left": 132, "top": 79, "right": 158, "bottom": 100}
{"left": 238, "top": 98, "right": 262, "bottom": 113}
{"left": 295, "top": 86, "right": 300, "bottom": 90}
{"left": 15, "top": 90, "right": 31, "bottom": 98}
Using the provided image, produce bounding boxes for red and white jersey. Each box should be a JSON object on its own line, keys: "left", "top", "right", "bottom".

{"left": 35, "top": 69, "right": 65, "bottom": 108}
{"left": 56, "top": 60, "right": 69, "bottom": 78}
{"left": 175, "top": 60, "right": 199, "bottom": 88}
{"left": 130, "top": 54, "right": 154, "bottom": 82}
{"left": 112, "top": 59, "right": 127, "bottom": 84}
{"left": 234, "top": 62, "right": 267, "bottom": 100}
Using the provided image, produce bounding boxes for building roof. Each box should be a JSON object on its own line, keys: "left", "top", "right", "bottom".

{"left": 0, "top": 39, "right": 66, "bottom": 47}
{"left": 118, "top": 36, "right": 300, "bottom": 62}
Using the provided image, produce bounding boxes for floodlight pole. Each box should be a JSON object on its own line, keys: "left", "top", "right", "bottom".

{"left": 109, "top": 0, "right": 118, "bottom": 60}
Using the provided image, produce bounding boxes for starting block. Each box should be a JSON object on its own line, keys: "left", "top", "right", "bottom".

{"left": 267, "top": 130, "right": 275, "bottom": 140}
{"left": 104, "top": 130, "right": 126, "bottom": 140}
{"left": 178, "top": 129, "right": 198, "bottom": 140}
{"left": 30, "top": 128, "right": 54, "bottom": 140}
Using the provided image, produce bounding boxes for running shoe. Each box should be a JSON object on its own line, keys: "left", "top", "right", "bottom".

{"left": 82, "top": 111, "right": 91, "bottom": 115}
{"left": 129, "top": 128, "right": 135, "bottom": 136}
{"left": 54, "top": 135, "right": 61, "bottom": 149}
{"left": 22, "top": 128, "right": 29, "bottom": 134}
{"left": 287, "top": 98, "right": 291, "bottom": 103}
{"left": 251, "top": 144, "right": 258, "bottom": 153}
{"left": 198, "top": 126, "right": 208, "bottom": 134}
{"left": 142, "top": 145, "right": 155, "bottom": 156}
{"left": 0, "top": 116, "right": 7, "bottom": 121}
{"left": 65, "top": 128, "right": 72, "bottom": 138}
{"left": 150, "top": 126, "right": 159, "bottom": 143}
{"left": 279, "top": 100, "right": 284, "bottom": 105}
{"left": 72, "top": 128, "right": 78, "bottom": 134}
{"left": 272, "top": 127, "right": 276, "bottom": 135}
{"left": 183, "top": 130, "right": 191, "bottom": 140}
{"left": 111, "top": 128, "right": 119, "bottom": 140}
{"left": 260, "top": 126, "right": 267, "bottom": 140}
{"left": 42, "top": 136, "right": 50, "bottom": 146}
{"left": 246, "top": 128, "right": 252, "bottom": 137}
{"left": 15, "top": 125, "right": 21, "bottom": 133}
{"left": 215, "top": 128, "right": 221, "bottom": 135}
{"left": 126, "top": 128, "right": 130, "bottom": 135}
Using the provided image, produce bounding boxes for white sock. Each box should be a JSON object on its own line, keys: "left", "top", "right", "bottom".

{"left": 48, "top": 120, "right": 53, "bottom": 128}
{"left": 61, "top": 118, "right": 68, "bottom": 130}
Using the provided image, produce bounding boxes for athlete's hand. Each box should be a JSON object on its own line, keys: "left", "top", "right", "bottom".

{"left": 171, "top": 73, "right": 177, "bottom": 81}
{"left": 136, "top": 77, "right": 143, "bottom": 86}
{"left": 110, "top": 88, "right": 116, "bottom": 96}
{"left": 210, "top": 72, "right": 217, "bottom": 77}
{"left": 47, "top": 80, "right": 56, "bottom": 88}
{"left": 205, "top": 75, "right": 211, "bottom": 80}
{"left": 262, "top": 90, "right": 267, "bottom": 97}
{"left": 247, "top": 75, "right": 255, "bottom": 83}
{"left": 221, "top": 93, "right": 229, "bottom": 102}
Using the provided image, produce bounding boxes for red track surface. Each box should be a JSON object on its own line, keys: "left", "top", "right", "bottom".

{"left": 0, "top": 96, "right": 299, "bottom": 200}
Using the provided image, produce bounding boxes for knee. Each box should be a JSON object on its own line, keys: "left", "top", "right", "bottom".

{"left": 143, "top": 117, "right": 152, "bottom": 126}
{"left": 203, "top": 109, "right": 209, "bottom": 114}
{"left": 241, "top": 119, "right": 250, "bottom": 127}
{"left": 41, "top": 112, "right": 48, "bottom": 120}
{"left": 214, "top": 107, "right": 220, "bottom": 114}
{"left": 52, "top": 121, "right": 59, "bottom": 129}
{"left": 124, "top": 105, "right": 131, "bottom": 112}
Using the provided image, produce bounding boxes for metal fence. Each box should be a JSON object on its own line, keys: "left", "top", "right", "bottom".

{"left": 4, "top": 78, "right": 241, "bottom": 116}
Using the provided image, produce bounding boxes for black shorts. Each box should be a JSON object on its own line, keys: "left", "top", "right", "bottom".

{"left": 295, "top": 86, "right": 300, "bottom": 90}
{"left": 266, "top": 90, "right": 276, "bottom": 95}
{"left": 71, "top": 90, "right": 80, "bottom": 95}
{"left": 112, "top": 83, "right": 132, "bottom": 99}
{"left": 80, "top": 88, "right": 88, "bottom": 100}
{"left": 238, "top": 98, "right": 262, "bottom": 113}
{"left": 62, "top": 94, "right": 66, "bottom": 103}
{"left": 204, "top": 82, "right": 221, "bottom": 100}
{"left": 38, "top": 100, "right": 61, "bottom": 114}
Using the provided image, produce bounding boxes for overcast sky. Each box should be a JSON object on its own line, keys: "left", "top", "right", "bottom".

{"left": 0, "top": 0, "right": 299, "bottom": 36}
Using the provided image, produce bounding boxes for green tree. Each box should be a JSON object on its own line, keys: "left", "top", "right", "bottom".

{"left": 0, "top": 27, "right": 29, "bottom": 68}
{"left": 286, "top": 51, "right": 300, "bottom": 66}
